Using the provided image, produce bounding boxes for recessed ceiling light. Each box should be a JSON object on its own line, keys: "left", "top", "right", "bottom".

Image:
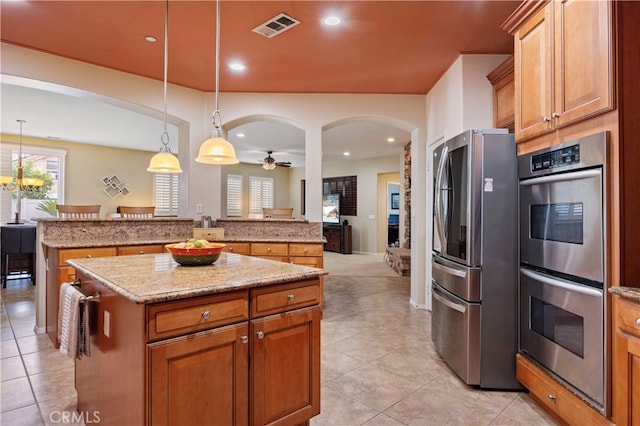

{"left": 343, "top": 152, "right": 350, "bottom": 156}
{"left": 322, "top": 16, "right": 342, "bottom": 26}
{"left": 236, "top": 133, "right": 245, "bottom": 138}
{"left": 145, "top": 36, "right": 157, "bottom": 43}
{"left": 229, "top": 62, "right": 246, "bottom": 71}
{"left": 387, "top": 137, "right": 396, "bottom": 143}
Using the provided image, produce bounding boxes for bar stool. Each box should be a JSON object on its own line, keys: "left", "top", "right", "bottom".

{"left": 1, "top": 224, "right": 36, "bottom": 287}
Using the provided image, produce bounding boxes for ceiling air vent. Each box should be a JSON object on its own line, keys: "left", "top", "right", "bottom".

{"left": 252, "top": 13, "right": 300, "bottom": 38}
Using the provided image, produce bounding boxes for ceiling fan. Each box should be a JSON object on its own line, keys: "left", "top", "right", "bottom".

{"left": 260, "top": 151, "right": 291, "bottom": 170}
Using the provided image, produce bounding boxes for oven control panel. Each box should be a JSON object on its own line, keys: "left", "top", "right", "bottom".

{"left": 531, "top": 144, "right": 580, "bottom": 171}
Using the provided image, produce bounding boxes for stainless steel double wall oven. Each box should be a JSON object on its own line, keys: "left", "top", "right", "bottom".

{"left": 432, "top": 129, "right": 520, "bottom": 390}
{"left": 518, "top": 132, "right": 608, "bottom": 414}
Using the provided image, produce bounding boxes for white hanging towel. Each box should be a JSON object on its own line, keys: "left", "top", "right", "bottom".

{"left": 57, "top": 282, "right": 84, "bottom": 359}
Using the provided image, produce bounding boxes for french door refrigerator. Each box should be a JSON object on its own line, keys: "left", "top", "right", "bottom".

{"left": 431, "top": 129, "right": 520, "bottom": 389}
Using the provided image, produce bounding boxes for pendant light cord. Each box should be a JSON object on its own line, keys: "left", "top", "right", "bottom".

{"left": 213, "top": 0, "right": 222, "bottom": 129}
{"left": 161, "top": 0, "right": 170, "bottom": 148}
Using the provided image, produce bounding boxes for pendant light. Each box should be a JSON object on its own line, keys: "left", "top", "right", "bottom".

{"left": 195, "top": 0, "right": 239, "bottom": 165}
{"left": 147, "top": 0, "right": 183, "bottom": 173}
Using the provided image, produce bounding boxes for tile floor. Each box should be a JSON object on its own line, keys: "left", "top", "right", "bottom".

{"left": 0, "top": 252, "right": 558, "bottom": 425}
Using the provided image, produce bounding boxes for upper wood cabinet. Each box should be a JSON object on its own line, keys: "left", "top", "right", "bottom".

{"left": 487, "top": 55, "right": 515, "bottom": 131}
{"left": 510, "top": 0, "right": 613, "bottom": 142}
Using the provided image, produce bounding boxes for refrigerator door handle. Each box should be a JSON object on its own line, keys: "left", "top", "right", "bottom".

{"left": 433, "top": 259, "right": 467, "bottom": 278}
{"left": 434, "top": 144, "right": 448, "bottom": 250}
{"left": 432, "top": 283, "right": 466, "bottom": 313}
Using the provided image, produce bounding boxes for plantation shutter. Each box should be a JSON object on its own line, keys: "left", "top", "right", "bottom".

{"left": 249, "top": 176, "right": 274, "bottom": 216}
{"left": 154, "top": 173, "right": 179, "bottom": 216}
{"left": 226, "top": 174, "right": 243, "bottom": 217}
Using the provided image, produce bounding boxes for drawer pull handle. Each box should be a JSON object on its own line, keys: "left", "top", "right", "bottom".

{"left": 267, "top": 248, "right": 272, "bottom": 252}
{"left": 551, "top": 112, "right": 560, "bottom": 119}
{"left": 87, "top": 254, "right": 92, "bottom": 258}
{"left": 542, "top": 116, "right": 550, "bottom": 123}
{"left": 304, "top": 248, "right": 308, "bottom": 253}
{"left": 636, "top": 318, "right": 640, "bottom": 326}
{"left": 229, "top": 247, "right": 234, "bottom": 252}
{"left": 201, "top": 310, "right": 211, "bottom": 320}
{"left": 287, "top": 294, "right": 295, "bottom": 302}
{"left": 547, "top": 394, "right": 556, "bottom": 401}
{"left": 139, "top": 251, "right": 144, "bottom": 255}
{"left": 241, "top": 336, "right": 248, "bottom": 344}
{"left": 257, "top": 331, "right": 265, "bottom": 339}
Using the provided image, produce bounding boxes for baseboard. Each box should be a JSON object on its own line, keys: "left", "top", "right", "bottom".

{"left": 410, "top": 298, "right": 427, "bottom": 310}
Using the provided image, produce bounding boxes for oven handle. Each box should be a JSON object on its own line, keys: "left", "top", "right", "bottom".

{"left": 519, "top": 168, "right": 601, "bottom": 187}
{"left": 520, "top": 268, "right": 603, "bottom": 298}
{"left": 432, "top": 259, "right": 467, "bottom": 278}
{"left": 432, "top": 283, "right": 466, "bottom": 313}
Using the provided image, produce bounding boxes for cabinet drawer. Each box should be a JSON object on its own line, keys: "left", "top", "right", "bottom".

{"left": 251, "top": 243, "right": 288, "bottom": 257}
{"left": 289, "top": 256, "right": 323, "bottom": 268}
{"left": 289, "top": 243, "right": 323, "bottom": 257}
{"left": 223, "top": 243, "right": 251, "bottom": 255}
{"left": 148, "top": 291, "right": 249, "bottom": 341}
{"left": 117, "top": 244, "right": 166, "bottom": 256}
{"left": 250, "top": 280, "right": 320, "bottom": 318}
{"left": 58, "top": 247, "right": 117, "bottom": 265}
{"left": 516, "top": 354, "right": 609, "bottom": 425}
{"left": 616, "top": 298, "right": 640, "bottom": 339}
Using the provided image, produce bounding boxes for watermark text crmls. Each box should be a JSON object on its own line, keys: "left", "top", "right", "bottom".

{"left": 49, "top": 410, "right": 101, "bottom": 424}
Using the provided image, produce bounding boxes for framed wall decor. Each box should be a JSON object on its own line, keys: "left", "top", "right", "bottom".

{"left": 391, "top": 193, "right": 399, "bottom": 210}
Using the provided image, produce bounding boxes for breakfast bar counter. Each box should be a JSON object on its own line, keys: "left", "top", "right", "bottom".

{"left": 68, "top": 252, "right": 325, "bottom": 425}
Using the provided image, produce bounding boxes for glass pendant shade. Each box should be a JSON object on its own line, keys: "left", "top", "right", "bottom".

{"left": 196, "top": 128, "right": 239, "bottom": 165}
{"left": 1, "top": 175, "right": 14, "bottom": 189}
{"left": 147, "top": 150, "right": 183, "bottom": 173}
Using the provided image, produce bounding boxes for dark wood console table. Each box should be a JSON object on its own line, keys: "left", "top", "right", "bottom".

{"left": 323, "top": 223, "right": 352, "bottom": 254}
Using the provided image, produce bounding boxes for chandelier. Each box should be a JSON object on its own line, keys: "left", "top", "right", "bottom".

{"left": 1, "top": 120, "right": 45, "bottom": 192}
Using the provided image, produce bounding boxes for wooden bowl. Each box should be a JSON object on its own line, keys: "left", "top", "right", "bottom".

{"left": 165, "top": 243, "right": 226, "bottom": 266}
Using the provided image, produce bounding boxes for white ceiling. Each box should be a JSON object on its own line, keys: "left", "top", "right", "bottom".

{"left": 1, "top": 81, "right": 411, "bottom": 167}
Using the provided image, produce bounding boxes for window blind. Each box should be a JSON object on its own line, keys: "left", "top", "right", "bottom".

{"left": 249, "top": 176, "right": 274, "bottom": 216}
{"left": 154, "top": 173, "right": 179, "bottom": 216}
{"left": 226, "top": 174, "right": 243, "bottom": 217}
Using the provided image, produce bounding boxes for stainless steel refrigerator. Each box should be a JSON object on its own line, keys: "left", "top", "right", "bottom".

{"left": 431, "top": 129, "right": 520, "bottom": 389}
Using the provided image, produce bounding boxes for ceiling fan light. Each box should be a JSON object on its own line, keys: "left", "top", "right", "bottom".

{"left": 196, "top": 133, "right": 239, "bottom": 165}
{"left": 262, "top": 162, "right": 276, "bottom": 170}
{"left": 147, "top": 151, "right": 183, "bottom": 173}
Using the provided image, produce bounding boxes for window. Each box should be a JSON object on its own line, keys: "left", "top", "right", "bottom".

{"left": 323, "top": 175, "right": 357, "bottom": 216}
{"left": 249, "top": 176, "right": 274, "bottom": 217}
{"left": 154, "top": 173, "right": 179, "bottom": 216}
{"left": 226, "top": 174, "right": 243, "bottom": 217}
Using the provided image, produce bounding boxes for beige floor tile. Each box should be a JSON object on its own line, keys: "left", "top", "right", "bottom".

{"left": 330, "top": 334, "right": 398, "bottom": 363}
{"left": 310, "top": 386, "right": 379, "bottom": 425}
{"left": 1, "top": 355, "right": 27, "bottom": 381}
{"left": 16, "top": 334, "right": 55, "bottom": 355}
{"left": 0, "top": 377, "right": 36, "bottom": 413}
{"left": 320, "top": 347, "right": 364, "bottom": 383}
{"left": 21, "top": 347, "right": 74, "bottom": 376}
{"left": 1, "top": 338, "right": 20, "bottom": 359}
{"left": 29, "top": 365, "right": 76, "bottom": 403}
{"left": 362, "top": 413, "right": 407, "bottom": 426}
{"left": 1, "top": 325, "right": 14, "bottom": 341}
{"left": 10, "top": 321, "right": 37, "bottom": 339}
{"left": 370, "top": 349, "right": 449, "bottom": 385}
{"left": 495, "top": 394, "right": 558, "bottom": 425}
{"left": 0, "top": 404, "right": 44, "bottom": 426}
{"left": 39, "top": 393, "right": 84, "bottom": 426}
{"left": 327, "top": 364, "right": 422, "bottom": 412}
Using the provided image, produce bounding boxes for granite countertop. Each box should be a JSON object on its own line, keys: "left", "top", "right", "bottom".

{"left": 216, "top": 236, "right": 326, "bottom": 243}
{"left": 42, "top": 237, "right": 187, "bottom": 249}
{"left": 67, "top": 252, "right": 327, "bottom": 304}
{"left": 609, "top": 286, "right": 640, "bottom": 303}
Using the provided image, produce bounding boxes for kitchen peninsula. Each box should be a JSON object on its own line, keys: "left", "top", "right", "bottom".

{"left": 67, "top": 251, "right": 325, "bottom": 425}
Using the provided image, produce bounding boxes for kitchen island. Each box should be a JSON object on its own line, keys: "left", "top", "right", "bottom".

{"left": 67, "top": 252, "right": 325, "bottom": 425}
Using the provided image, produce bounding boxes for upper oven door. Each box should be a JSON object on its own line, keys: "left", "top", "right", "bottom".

{"left": 519, "top": 168, "right": 603, "bottom": 283}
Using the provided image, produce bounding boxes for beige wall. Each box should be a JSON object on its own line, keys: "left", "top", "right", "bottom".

{"left": 220, "top": 162, "right": 293, "bottom": 219}
{"left": 1, "top": 133, "right": 154, "bottom": 218}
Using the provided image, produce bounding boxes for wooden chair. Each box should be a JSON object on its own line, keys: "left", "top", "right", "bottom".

{"left": 262, "top": 208, "right": 293, "bottom": 219}
{"left": 118, "top": 206, "right": 155, "bottom": 219}
{"left": 57, "top": 204, "right": 101, "bottom": 218}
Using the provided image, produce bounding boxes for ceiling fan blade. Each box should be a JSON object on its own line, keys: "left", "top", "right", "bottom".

{"left": 276, "top": 162, "right": 291, "bottom": 167}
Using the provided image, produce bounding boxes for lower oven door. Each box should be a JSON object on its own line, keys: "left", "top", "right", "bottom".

{"left": 519, "top": 267, "right": 604, "bottom": 409}
{"left": 431, "top": 281, "right": 480, "bottom": 385}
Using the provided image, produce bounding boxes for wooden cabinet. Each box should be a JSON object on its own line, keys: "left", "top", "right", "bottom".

{"left": 511, "top": 0, "right": 613, "bottom": 142}
{"left": 223, "top": 242, "right": 251, "bottom": 255}
{"left": 75, "top": 270, "right": 321, "bottom": 425}
{"left": 516, "top": 354, "right": 612, "bottom": 425}
{"left": 612, "top": 295, "right": 640, "bottom": 426}
{"left": 487, "top": 55, "right": 515, "bottom": 131}
{"left": 323, "top": 224, "right": 352, "bottom": 254}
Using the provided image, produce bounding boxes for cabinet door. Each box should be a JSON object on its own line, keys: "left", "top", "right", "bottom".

{"left": 514, "top": 4, "right": 553, "bottom": 141}
{"left": 553, "top": 0, "right": 613, "bottom": 128}
{"left": 613, "top": 296, "right": 640, "bottom": 426}
{"left": 148, "top": 323, "right": 249, "bottom": 426}
{"left": 251, "top": 306, "right": 320, "bottom": 426}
